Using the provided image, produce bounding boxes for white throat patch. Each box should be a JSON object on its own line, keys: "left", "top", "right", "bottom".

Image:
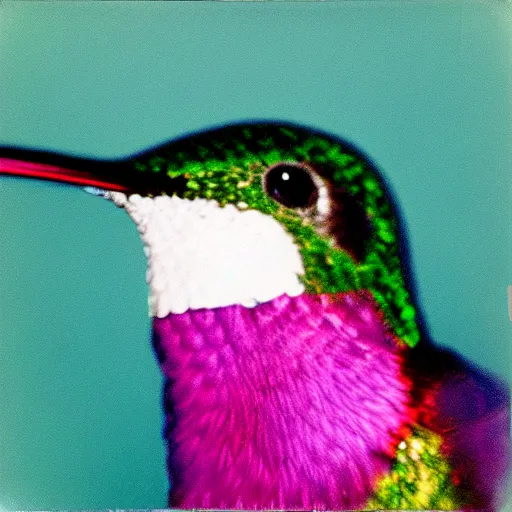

{"left": 104, "top": 193, "right": 305, "bottom": 317}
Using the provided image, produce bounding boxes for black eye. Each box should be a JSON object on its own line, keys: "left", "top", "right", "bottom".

{"left": 263, "top": 163, "right": 318, "bottom": 209}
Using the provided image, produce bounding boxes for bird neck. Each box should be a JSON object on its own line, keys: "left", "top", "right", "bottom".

{"left": 152, "top": 290, "right": 414, "bottom": 509}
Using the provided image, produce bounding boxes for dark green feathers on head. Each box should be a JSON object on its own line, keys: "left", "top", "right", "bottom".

{"left": 128, "top": 123, "right": 420, "bottom": 347}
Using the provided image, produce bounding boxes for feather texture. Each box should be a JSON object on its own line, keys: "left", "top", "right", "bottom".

{"left": 153, "top": 290, "right": 413, "bottom": 509}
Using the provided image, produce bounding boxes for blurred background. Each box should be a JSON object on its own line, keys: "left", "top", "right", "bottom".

{"left": 0, "top": 1, "right": 511, "bottom": 509}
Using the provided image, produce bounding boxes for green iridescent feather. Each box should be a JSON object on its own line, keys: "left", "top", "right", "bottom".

{"left": 366, "top": 427, "right": 467, "bottom": 510}
{"left": 130, "top": 124, "right": 419, "bottom": 346}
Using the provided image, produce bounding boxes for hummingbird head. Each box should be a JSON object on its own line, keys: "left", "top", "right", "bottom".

{"left": 0, "top": 122, "right": 420, "bottom": 346}
{"left": 1, "top": 123, "right": 422, "bottom": 507}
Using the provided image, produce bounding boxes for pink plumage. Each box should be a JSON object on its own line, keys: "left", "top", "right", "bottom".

{"left": 153, "top": 291, "right": 413, "bottom": 509}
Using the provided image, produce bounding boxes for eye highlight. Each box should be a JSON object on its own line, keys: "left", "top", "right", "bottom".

{"left": 263, "top": 163, "right": 319, "bottom": 209}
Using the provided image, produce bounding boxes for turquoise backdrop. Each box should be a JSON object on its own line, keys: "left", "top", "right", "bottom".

{"left": 1, "top": 1, "right": 511, "bottom": 510}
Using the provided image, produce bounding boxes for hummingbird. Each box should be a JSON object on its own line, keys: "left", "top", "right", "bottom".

{"left": 0, "top": 122, "right": 510, "bottom": 510}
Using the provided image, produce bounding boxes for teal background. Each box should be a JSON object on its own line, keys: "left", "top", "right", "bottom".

{"left": 0, "top": 1, "right": 511, "bottom": 509}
